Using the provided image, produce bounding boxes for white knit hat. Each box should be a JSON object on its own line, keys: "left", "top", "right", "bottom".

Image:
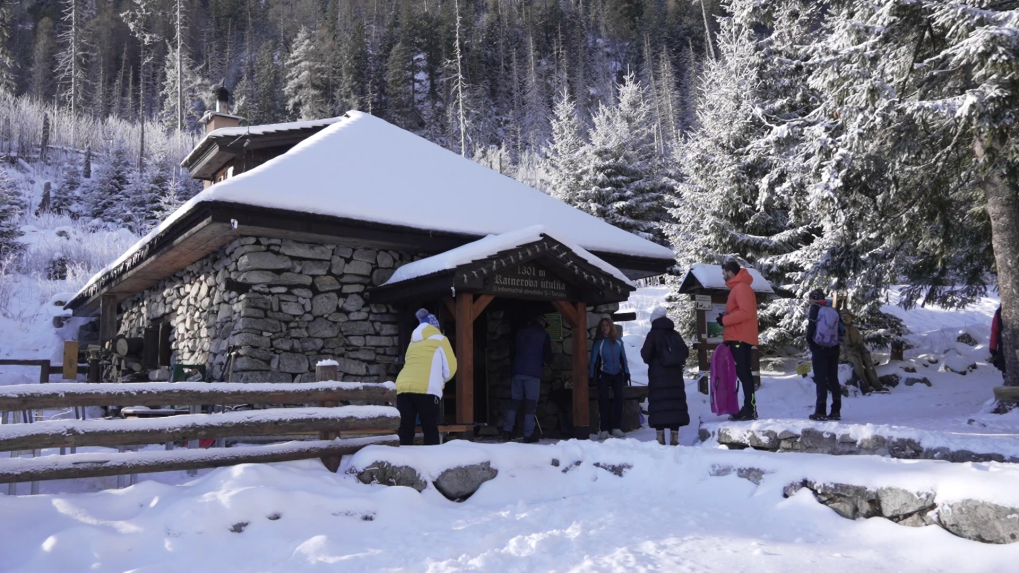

{"left": 650, "top": 307, "right": 668, "bottom": 321}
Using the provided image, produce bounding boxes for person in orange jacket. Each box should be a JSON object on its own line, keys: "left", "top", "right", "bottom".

{"left": 716, "top": 260, "right": 760, "bottom": 421}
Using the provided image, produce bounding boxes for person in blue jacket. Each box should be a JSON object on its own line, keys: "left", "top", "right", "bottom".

{"left": 502, "top": 315, "right": 553, "bottom": 443}
{"left": 590, "top": 317, "right": 630, "bottom": 439}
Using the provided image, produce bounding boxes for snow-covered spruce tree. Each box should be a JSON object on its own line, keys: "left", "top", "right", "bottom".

{"left": 0, "top": 165, "right": 24, "bottom": 258}
{"left": 158, "top": 46, "right": 209, "bottom": 132}
{"left": 152, "top": 175, "right": 185, "bottom": 222}
{"left": 284, "top": 27, "right": 330, "bottom": 122}
{"left": 543, "top": 88, "right": 586, "bottom": 203}
{"left": 573, "top": 72, "right": 673, "bottom": 245}
{"left": 384, "top": 40, "right": 417, "bottom": 130}
{"left": 0, "top": 0, "right": 14, "bottom": 94}
{"left": 51, "top": 157, "right": 82, "bottom": 215}
{"left": 87, "top": 142, "right": 133, "bottom": 225}
{"left": 124, "top": 162, "right": 168, "bottom": 233}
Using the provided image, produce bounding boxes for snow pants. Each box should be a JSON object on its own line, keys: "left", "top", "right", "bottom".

{"left": 597, "top": 372, "right": 625, "bottom": 431}
{"left": 397, "top": 392, "right": 441, "bottom": 446}
{"left": 727, "top": 341, "right": 756, "bottom": 412}
{"left": 503, "top": 375, "right": 541, "bottom": 438}
{"left": 811, "top": 345, "right": 841, "bottom": 416}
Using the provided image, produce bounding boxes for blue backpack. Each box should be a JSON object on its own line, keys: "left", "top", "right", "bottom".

{"left": 814, "top": 306, "right": 841, "bottom": 347}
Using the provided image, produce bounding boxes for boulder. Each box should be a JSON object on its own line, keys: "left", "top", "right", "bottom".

{"left": 592, "top": 462, "right": 632, "bottom": 477}
{"left": 936, "top": 501, "right": 1019, "bottom": 544}
{"left": 354, "top": 461, "right": 427, "bottom": 492}
{"left": 878, "top": 374, "right": 901, "bottom": 388}
{"left": 904, "top": 377, "right": 932, "bottom": 387}
{"left": 432, "top": 462, "right": 499, "bottom": 502}
{"left": 314, "top": 276, "right": 341, "bottom": 292}
{"left": 956, "top": 332, "right": 978, "bottom": 347}
{"left": 312, "top": 293, "right": 339, "bottom": 317}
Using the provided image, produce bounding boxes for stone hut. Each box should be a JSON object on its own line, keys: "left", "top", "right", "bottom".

{"left": 67, "top": 111, "right": 673, "bottom": 437}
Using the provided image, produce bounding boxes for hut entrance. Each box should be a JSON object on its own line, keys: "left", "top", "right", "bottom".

{"left": 369, "top": 229, "right": 635, "bottom": 439}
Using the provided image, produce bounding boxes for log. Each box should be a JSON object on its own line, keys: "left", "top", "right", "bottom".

{"left": 0, "top": 381, "right": 396, "bottom": 411}
{"left": 115, "top": 337, "right": 144, "bottom": 357}
{"left": 0, "top": 435, "right": 398, "bottom": 483}
{"left": 125, "top": 360, "right": 143, "bottom": 373}
{"left": 993, "top": 386, "right": 1019, "bottom": 402}
{"left": 0, "top": 406, "right": 400, "bottom": 451}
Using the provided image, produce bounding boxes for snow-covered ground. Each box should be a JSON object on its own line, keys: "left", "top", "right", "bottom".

{"left": 2, "top": 286, "right": 1017, "bottom": 571}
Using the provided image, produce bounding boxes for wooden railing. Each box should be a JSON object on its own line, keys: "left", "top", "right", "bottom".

{"left": 0, "top": 363, "right": 399, "bottom": 490}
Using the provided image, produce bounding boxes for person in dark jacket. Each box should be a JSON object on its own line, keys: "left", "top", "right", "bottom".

{"left": 991, "top": 305, "right": 1006, "bottom": 374}
{"left": 590, "top": 317, "right": 630, "bottom": 439}
{"left": 502, "top": 316, "right": 553, "bottom": 442}
{"left": 641, "top": 307, "right": 690, "bottom": 446}
{"left": 806, "top": 290, "right": 842, "bottom": 421}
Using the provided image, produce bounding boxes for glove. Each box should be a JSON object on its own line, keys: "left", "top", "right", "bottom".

{"left": 624, "top": 373, "right": 631, "bottom": 384}
{"left": 716, "top": 313, "right": 726, "bottom": 327}
{"left": 990, "top": 349, "right": 998, "bottom": 362}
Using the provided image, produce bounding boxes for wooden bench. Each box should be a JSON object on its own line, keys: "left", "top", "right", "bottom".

{"left": 354, "top": 424, "right": 473, "bottom": 443}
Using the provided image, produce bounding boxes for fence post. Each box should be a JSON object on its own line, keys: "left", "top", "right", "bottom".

{"left": 317, "top": 361, "right": 342, "bottom": 473}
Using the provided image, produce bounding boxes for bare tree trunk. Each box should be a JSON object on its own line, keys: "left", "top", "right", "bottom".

{"left": 979, "top": 141, "right": 1019, "bottom": 391}
{"left": 177, "top": 0, "right": 183, "bottom": 135}
{"left": 700, "top": 0, "right": 716, "bottom": 61}
{"left": 453, "top": 0, "right": 468, "bottom": 157}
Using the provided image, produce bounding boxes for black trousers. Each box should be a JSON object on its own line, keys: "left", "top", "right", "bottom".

{"left": 811, "top": 345, "right": 841, "bottom": 416}
{"left": 727, "top": 341, "right": 756, "bottom": 412}
{"left": 597, "top": 372, "right": 625, "bottom": 431}
{"left": 397, "top": 393, "right": 441, "bottom": 446}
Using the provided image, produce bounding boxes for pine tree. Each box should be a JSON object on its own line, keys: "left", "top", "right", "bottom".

{"left": 30, "top": 17, "right": 57, "bottom": 102}
{"left": 87, "top": 142, "right": 133, "bottom": 225}
{"left": 385, "top": 40, "right": 417, "bottom": 129}
{"left": 56, "top": 0, "right": 93, "bottom": 139}
{"left": 0, "top": 0, "right": 14, "bottom": 94}
{"left": 573, "top": 72, "right": 672, "bottom": 245}
{"left": 284, "top": 27, "right": 329, "bottom": 121}
{"left": 337, "top": 17, "right": 370, "bottom": 112}
{"left": 159, "top": 47, "right": 209, "bottom": 132}
{"left": 0, "top": 164, "right": 23, "bottom": 257}
{"left": 543, "top": 88, "right": 585, "bottom": 203}
{"left": 51, "top": 157, "right": 82, "bottom": 215}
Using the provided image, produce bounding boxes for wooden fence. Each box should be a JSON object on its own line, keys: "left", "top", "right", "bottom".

{"left": 0, "top": 363, "right": 399, "bottom": 491}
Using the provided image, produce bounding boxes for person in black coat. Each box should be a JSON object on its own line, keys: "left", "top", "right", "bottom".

{"left": 641, "top": 307, "right": 690, "bottom": 446}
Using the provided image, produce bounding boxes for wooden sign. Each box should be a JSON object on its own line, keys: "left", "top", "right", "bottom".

{"left": 63, "top": 341, "right": 79, "bottom": 379}
{"left": 695, "top": 295, "right": 712, "bottom": 310}
{"left": 483, "top": 263, "right": 576, "bottom": 301}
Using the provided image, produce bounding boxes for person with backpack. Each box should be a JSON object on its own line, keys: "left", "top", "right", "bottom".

{"left": 806, "top": 290, "right": 843, "bottom": 421}
{"left": 716, "top": 260, "right": 760, "bottom": 421}
{"left": 641, "top": 307, "right": 690, "bottom": 445}
{"left": 991, "top": 305, "right": 1006, "bottom": 374}
{"left": 502, "top": 315, "right": 553, "bottom": 443}
{"left": 589, "top": 317, "right": 630, "bottom": 439}
{"left": 395, "top": 309, "right": 457, "bottom": 445}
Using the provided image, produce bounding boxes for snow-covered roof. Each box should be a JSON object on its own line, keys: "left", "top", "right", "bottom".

{"left": 385, "top": 225, "right": 634, "bottom": 287}
{"left": 679, "top": 264, "right": 775, "bottom": 294}
{"left": 76, "top": 111, "right": 673, "bottom": 306}
{"left": 180, "top": 117, "right": 345, "bottom": 168}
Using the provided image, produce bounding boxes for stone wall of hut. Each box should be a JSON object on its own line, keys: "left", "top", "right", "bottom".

{"left": 117, "top": 236, "right": 413, "bottom": 383}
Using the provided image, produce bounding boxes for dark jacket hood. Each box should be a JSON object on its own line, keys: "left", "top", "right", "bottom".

{"left": 651, "top": 316, "right": 675, "bottom": 331}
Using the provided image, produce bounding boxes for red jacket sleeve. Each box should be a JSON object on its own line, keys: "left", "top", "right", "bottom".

{"left": 723, "top": 284, "right": 756, "bottom": 327}
{"left": 991, "top": 311, "right": 1001, "bottom": 351}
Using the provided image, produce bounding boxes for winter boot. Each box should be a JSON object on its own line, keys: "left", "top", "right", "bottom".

{"left": 522, "top": 434, "right": 538, "bottom": 444}
{"left": 611, "top": 429, "right": 625, "bottom": 438}
{"left": 670, "top": 430, "right": 680, "bottom": 446}
{"left": 501, "top": 430, "right": 513, "bottom": 442}
{"left": 809, "top": 412, "right": 827, "bottom": 422}
{"left": 729, "top": 406, "right": 757, "bottom": 422}
{"left": 656, "top": 429, "right": 666, "bottom": 445}
{"left": 828, "top": 411, "right": 841, "bottom": 421}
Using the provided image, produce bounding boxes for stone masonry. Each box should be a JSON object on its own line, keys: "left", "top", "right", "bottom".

{"left": 118, "top": 237, "right": 413, "bottom": 383}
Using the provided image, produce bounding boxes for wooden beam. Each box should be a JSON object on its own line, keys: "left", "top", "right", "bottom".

{"left": 572, "top": 301, "right": 590, "bottom": 438}
{"left": 993, "top": 386, "right": 1019, "bottom": 402}
{"left": 443, "top": 296, "right": 457, "bottom": 319}
{"left": 317, "top": 362, "right": 342, "bottom": 472}
{"left": 552, "top": 299, "right": 579, "bottom": 328}
{"left": 62, "top": 342, "right": 78, "bottom": 380}
{"left": 455, "top": 294, "right": 474, "bottom": 424}
{"left": 0, "top": 381, "right": 397, "bottom": 411}
{"left": 0, "top": 409, "right": 400, "bottom": 452}
{"left": 472, "top": 294, "right": 495, "bottom": 319}
{"left": 99, "top": 294, "right": 118, "bottom": 345}
{"left": 0, "top": 436, "right": 399, "bottom": 483}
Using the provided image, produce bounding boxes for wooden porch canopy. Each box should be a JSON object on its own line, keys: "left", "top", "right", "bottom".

{"left": 369, "top": 232, "right": 636, "bottom": 439}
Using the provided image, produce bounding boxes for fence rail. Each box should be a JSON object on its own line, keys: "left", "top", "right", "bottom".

{"left": 0, "top": 362, "right": 398, "bottom": 488}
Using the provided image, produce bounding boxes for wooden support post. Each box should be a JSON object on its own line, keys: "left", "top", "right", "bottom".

{"left": 62, "top": 342, "right": 79, "bottom": 380}
{"left": 99, "top": 295, "right": 118, "bottom": 347}
{"left": 571, "top": 301, "right": 590, "bottom": 439}
{"left": 158, "top": 322, "right": 172, "bottom": 367}
{"left": 455, "top": 294, "right": 474, "bottom": 425}
{"left": 317, "top": 361, "right": 342, "bottom": 472}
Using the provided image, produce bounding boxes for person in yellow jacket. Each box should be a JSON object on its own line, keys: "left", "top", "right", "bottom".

{"left": 395, "top": 309, "right": 458, "bottom": 445}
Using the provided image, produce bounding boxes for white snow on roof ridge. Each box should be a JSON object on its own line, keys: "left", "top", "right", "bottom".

{"left": 385, "top": 225, "right": 634, "bottom": 287}
{"left": 76, "top": 111, "right": 672, "bottom": 307}
{"left": 685, "top": 263, "right": 775, "bottom": 293}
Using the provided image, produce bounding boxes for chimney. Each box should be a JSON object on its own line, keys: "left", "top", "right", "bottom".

{"left": 200, "top": 86, "right": 243, "bottom": 135}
